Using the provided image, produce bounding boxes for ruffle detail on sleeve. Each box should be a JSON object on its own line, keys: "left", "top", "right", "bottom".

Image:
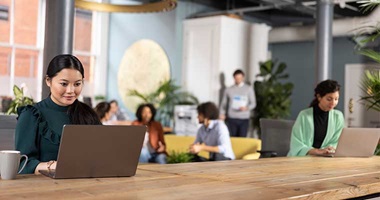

{"left": 18, "top": 105, "right": 61, "bottom": 144}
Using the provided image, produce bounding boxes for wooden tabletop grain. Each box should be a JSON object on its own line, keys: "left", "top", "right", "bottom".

{"left": 1, "top": 156, "right": 380, "bottom": 200}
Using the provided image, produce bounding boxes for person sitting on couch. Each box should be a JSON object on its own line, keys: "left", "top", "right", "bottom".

{"left": 132, "top": 103, "right": 167, "bottom": 164}
{"left": 189, "top": 102, "right": 235, "bottom": 161}
{"left": 94, "top": 102, "right": 112, "bottom": 125}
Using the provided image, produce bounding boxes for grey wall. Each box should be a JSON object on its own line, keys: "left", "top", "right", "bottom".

{"left": 107, "top": 1, "right": 215, "bottom": 117}
{"left": 270, "top": 37, "right": 364, "bottom": 119}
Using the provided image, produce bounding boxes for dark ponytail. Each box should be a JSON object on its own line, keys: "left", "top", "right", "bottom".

{"left": 68, "top": 100, "right": 101, "bottom": 125}
{"left": 46, "top": 54, "right": 101, "bottom": 125}
{"left": 309, "top": 79, "right": 340, "bottom": 107}
{"left": 94, "top": 101, "right": 111, "bottom": 120}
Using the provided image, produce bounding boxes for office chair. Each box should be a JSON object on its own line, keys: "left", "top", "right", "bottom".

{"left": 0, "top": 114, "right": 17, "bottom": 150}
{"left": 259, "top": 118, "right": 295, "bottom": 158}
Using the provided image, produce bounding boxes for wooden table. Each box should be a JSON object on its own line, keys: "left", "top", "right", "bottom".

{"left": 2, "top": 157, "right": 380, "bottom": 199}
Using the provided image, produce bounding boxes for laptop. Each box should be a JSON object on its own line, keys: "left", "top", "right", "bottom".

{"left": 331, "top": 128, "right": 380, "bottom": 157}
{"left": 39, "top": 125, "right": 146, "bottom": 179}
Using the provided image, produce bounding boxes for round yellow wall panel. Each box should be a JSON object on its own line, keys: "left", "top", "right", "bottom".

{"left": 118, "top": 39, "right": 171, "bottom": 112}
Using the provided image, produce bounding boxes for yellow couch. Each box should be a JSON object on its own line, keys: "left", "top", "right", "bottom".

{"left": 164, "top": 134, "right": 261, "bottom": 160}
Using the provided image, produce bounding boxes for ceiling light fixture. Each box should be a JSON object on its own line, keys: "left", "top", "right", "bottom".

{"left": 75, "top": 0, "right": 177, "bottom": 13}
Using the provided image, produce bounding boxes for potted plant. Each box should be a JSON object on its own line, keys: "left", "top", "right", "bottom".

{"left": 356, "top": 0, "right": 380, "bottom": 155}
{"left": 6, "top": 85, "right": 35, "bottom": 115}
{"left": 128, "top": 79, "right": 199, "bottom": 127}
{"left": 360, "top": 70, "right": 380, "bottom": 111}
{"left": 253, "top": 59, "right": 294, "bottom": 136}
{"left": 166, "top": 151, "right": 194, "bottom": 164}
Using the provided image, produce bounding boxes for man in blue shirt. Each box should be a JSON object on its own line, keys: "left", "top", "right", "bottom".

{"left": 190, "top": 102, "right": 235, "bottom": 161}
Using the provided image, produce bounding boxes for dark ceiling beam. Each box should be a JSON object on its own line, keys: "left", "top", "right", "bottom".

{"left": 193, "top": 5, "right": 274, "bottom": 17}
{"left": 187, "top": 0, "right": 368, "bottom": 27}
{"left": 180, "top": 0, "right": 227, "bottom": 10}
{"left": 245, "top": 0, "right": 316, "bottom": 17}
{"left": 266, "top": 0, "right": 345, "bottom": 18}
{"left": 193, "top": 2, "right": 292, "bottom": 18}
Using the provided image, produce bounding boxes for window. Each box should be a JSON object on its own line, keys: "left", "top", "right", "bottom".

{"left": 0, "top": 0, "right": 41, "bottom": 98}
{"left": 0, "top": 1, "right": 10, "bottom": 42}
{"left": 74, "top": 7, "right": 97, "bottom": 99}
{"left": 74, "top": 8, "right": 93, "bottom": 82}
{"left": 0, "top": 5, "right": 9, "bottom": 20}
{"left": 0, "top": 0, "right": 108, "bottom": 103}
{"left": 73, "top": 4, "right": 108, "bottom": 99}
{"left": 14, "top": 0, "right": 38, "bottom": 46}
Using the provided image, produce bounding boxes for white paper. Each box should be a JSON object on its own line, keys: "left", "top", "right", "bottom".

{"left": 231, "top": 95, "right": 248, "bottom": 110}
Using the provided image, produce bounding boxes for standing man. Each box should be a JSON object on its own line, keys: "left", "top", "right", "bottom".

{"left": 220, "top": 69, "right": 256, "bottom": 137}
{"left": 189, "top": 102, "right": 235, "bottom": 161}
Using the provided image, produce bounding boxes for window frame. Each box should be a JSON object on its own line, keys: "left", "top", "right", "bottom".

{"left": 0, "top": 0, "right": 108, "bottom": 103}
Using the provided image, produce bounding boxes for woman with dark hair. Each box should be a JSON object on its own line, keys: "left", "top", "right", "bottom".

{"left": 15, "top": 54, "right": 101, "bottom": 174}
{"left": 132, "top": 103, "right": 167, "bottom": 164}
{"left": 288, "top": 80, "right": 345, "bottom": 156}
{"left": 94, "top": 102, "right": 112, "bottom": 124}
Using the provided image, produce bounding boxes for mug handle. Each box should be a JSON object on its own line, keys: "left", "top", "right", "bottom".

{"left": 18, "top": 155, "right": 28, "bottom": 174}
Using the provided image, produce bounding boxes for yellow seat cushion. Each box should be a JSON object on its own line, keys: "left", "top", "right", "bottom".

{"left": 164, "top": 135, "right": 209, "bottom": 158}
{"left": 164, "top": 135, "right": 261, "bottom": 160}
{"left": 230, "top": 137, "right": 261, "bottom": 160}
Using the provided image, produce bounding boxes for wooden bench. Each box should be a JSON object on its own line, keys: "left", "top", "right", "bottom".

{"left": 164, "top": 134, "right": 261, "bottom": 160}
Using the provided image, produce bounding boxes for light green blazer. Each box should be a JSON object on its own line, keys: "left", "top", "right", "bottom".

{"left": 287, "top": 107, "right": 345, "bottom": 156}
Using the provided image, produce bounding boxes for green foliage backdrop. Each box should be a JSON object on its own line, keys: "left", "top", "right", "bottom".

{"left": 128, "top": 79, "right": 198, "bottom": 127}
{"left": 253, "top": 60, "right": 294, "bottom": 135}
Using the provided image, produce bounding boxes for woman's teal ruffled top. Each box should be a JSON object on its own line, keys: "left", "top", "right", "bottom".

{"left": 15, "top": 96, "right": 70, "bottom": 174}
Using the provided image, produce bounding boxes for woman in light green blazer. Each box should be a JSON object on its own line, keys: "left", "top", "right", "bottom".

{"left": 288, "top": 80, "right": 345, "bottom": 157}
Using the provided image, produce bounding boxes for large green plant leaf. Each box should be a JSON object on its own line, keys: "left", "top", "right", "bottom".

{"left": 358, "top": 0, "right": 380, "bottom": 13}
{"left": 128, "top": 90, "right": 150, "bottom": 102}
{"left": 13, "top": 85, "right": 23, "bottom": 99}
{"left": 357, "top": 32, "right": 380, "bottom": 46}
{"left": 259, "top": 60, "right": 273, "bottom": 76}
{"left": 358, "top": 49, "right": 380, "bottom": 63}
{"left": 274, "top": 62, "right": 287, "bottom": 75}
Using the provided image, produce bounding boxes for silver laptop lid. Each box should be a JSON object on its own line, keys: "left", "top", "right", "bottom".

{"left": 53, "top": 125, "right": 146, "bottom": 179}
{"left": 334, "top": 128, "right": 380, "bottom": 157}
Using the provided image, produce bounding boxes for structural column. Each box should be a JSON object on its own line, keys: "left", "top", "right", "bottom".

{"left": 315, "top": 0, "right": 333, "bottom": 83}
{"left": 41, "top": 0, "right": 75, "bottom": 98}
{"left": 249, "top": 23, "right": 271, "bottom": 84}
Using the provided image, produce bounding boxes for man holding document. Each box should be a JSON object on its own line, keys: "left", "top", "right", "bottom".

{"left": 220, "top": 69, "right": 256, "bottom": 137}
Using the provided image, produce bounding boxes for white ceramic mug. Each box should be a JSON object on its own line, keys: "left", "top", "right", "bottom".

{"left": 0, "top": 150, "right": 28, "bottom": 180}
